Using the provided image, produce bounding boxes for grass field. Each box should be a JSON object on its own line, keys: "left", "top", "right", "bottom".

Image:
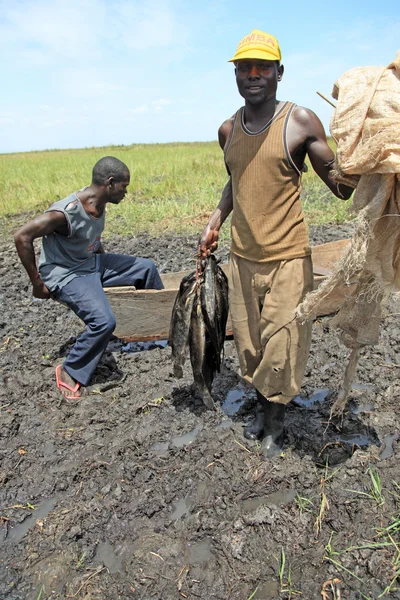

{"left": 0, "top": 141, "right": 353, "bottom": 237}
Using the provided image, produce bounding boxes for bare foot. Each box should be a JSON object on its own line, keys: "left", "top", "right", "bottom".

{"left": 55, "top": 365, "right": 81, "bottom": 400}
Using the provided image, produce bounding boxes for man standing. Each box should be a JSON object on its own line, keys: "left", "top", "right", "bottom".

{"left": 200, "top": 30, "right": 354, "bottom": 457}
{"left": 14, "top": 156, "right": 164, "bottom": 400}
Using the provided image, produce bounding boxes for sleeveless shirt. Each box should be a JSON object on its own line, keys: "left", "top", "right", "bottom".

{"left": 225, "top": 102, "right": 311, "bottom": 263}
{"left": 38, "top": 192, "right": 105, "bottom": 291}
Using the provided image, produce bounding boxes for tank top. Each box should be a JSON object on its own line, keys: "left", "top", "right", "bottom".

{"left": 38, "top": 192, "right": 105, "bottom": 291}
{"left": 225, "top": 102, "right": 311, "bottom": 262}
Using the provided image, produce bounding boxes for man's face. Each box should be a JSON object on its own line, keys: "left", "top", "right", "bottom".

{"left": 107, "top": 175, "right": 130, "bottom": 204}
{"left": 235, "top": 59, "right": 283, "bottom": 105}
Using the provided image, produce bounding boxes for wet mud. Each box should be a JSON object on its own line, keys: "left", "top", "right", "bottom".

{"left": 1, "top": 222, "right": 400, "bottom": 599}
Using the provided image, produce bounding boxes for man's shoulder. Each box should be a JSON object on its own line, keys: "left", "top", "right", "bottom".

{"left": 292, "top": 104, "right": 321, "bottom": 127}
{"left": 288, "top": 105, "right": 326, "bottom": 140}
{"left": 219, "top": 113, "right": 237, "bottom": 133}
{"left": 47, "top": 192, "right": 78, "bottom": 212}
{"left": 218, "top": 112, "right": 239, "bottom": 149}
{"left": 291, "top": 105, "right": 319, "bottom": 124}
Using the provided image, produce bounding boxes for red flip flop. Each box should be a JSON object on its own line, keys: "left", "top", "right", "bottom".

{"left": 55, "top": 365, "right": 81, "bottom": 400}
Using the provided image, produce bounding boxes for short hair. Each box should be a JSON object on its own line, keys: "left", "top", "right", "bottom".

{"left": 92, "top": 156, "right": 130, "bottom": 185}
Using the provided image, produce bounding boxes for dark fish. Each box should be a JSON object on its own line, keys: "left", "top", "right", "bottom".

{"left": 170, "top": 255, "right": 229, "bottom": 410}
{"left": 200, "top": 255, "right": 220, "bottom": 360}
{"left": 189, "top": 291, "right": 215, "bottom": 410}
{"left": 169, "top": 272, "right": 198, "bottom": 378}
{"left": 215, "top": 265, "right": 229, "bottom": 351}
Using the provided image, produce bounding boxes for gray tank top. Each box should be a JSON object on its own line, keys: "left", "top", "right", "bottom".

{"left": 38, "top": 192, "right": 105, "bottom": 291}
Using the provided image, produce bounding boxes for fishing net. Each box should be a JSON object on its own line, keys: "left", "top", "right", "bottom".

{"left": 297, "top": 51, "right": 400, "bottom": 412}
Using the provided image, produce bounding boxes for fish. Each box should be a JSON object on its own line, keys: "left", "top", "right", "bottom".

{"left": 214, "top": 265, "right": 229, "bottom": 351}
{"left": 169, "top": 272, "right": 198, "bottom": 378}
{"left": 169, "top": 255, "right": 229, "bottom": 409}
{"left": 200, "top": 254, "right": 220, "bottom": 361}
{"left": 189, "top": 291, "right": 216, "bottom": 410}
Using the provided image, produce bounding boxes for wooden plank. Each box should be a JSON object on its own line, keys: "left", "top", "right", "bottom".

{"left": 102, "top": 239, "right": 352, "bottom": 341}
{"left": 311, "top": 239, "right": 350, "bottom": 270}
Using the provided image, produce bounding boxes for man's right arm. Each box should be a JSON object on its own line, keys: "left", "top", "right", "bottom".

{"left": 199, "top": 119, "right": 234, "bottom": 258}
{"left": 14, "top": 212, "right": 68, "bottom": 299}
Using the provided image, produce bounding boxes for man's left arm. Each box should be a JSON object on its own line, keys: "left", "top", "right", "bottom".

{"left": 294, "top": 107, "right": 354, "bottom": 200}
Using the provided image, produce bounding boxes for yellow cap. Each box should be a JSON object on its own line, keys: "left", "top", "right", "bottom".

{"left": 229, "top": 29, "right": 281, "bottom": 63}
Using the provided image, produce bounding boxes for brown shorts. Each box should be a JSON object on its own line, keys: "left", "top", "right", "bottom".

{"left": 228, "top": 253, "right": 314, "bottom": 404}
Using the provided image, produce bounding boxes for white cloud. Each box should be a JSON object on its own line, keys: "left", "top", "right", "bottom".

{"left": 0, "top": 0, "right": 188, "bottom": 70}
{"left": 128, "top": 104, "right": 149, "bottom": 114}
{"left": 152, "top": 98, "right": 172, "bottom": 106}
{"left": 0, "top": 0, "right": 108, "bottom": 64}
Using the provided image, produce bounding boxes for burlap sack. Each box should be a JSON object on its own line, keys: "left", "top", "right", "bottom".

{"left": 298, "top": 51, "right": 400, "bottom": 349}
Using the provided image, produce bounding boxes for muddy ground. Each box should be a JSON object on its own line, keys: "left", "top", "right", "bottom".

{"left": 1, "top": 222, "right": 400, "bottom": 600}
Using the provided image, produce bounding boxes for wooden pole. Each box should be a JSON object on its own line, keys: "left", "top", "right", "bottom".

{"left": 316, "top": 91, "right": 336, "bottom": 109}
{"left": 331, "top": 346, "right": 360, "bottom": 417}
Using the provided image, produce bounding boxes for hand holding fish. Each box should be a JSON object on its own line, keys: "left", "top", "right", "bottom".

{"left": 198, "top": 224, "right": 219, "bottom": 259}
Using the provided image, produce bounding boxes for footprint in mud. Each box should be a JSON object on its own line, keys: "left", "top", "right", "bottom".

{"left": 151, "top": 424, "right": 203, "bottom": 453}
{"left": 289, "top": 387, "right": 381, "bottom": 465}
{"left": 6, "top": 498, "right": 56, "bottom": 543}
{"left": 317, "top": 427, "right": 381, "bottom": 466}
{"left": 379, "top": 432, "right": 400, "bottom": 460}
{"left": 187, "top": 538, "right": 213, "bottom": 565}
{"left": 95, "top": 541, "right": 122, "bottom": 573}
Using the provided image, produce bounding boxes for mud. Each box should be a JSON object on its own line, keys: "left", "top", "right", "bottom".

{"left": 1, "top": 221, "right": 400, "bottom": 599}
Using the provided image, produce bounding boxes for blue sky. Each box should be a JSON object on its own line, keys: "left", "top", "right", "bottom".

{"left": 1, "top": 0, "right": 399, "bottom": 153}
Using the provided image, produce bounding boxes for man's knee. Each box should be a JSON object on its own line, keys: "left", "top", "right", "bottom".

{"left": 142, "top": 258, "right": 163, "bottom": 289}
{"left": 93, "top": 312, "right": 116, "bottom": 336}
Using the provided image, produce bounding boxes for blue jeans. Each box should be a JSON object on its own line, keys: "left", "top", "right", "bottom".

{"left": 55, "top": 253, "right": 164, "bottom": 386}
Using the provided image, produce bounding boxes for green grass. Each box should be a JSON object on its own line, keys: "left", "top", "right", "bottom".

{"left": 0, "top": 140, "right": 353, "bottom": 237}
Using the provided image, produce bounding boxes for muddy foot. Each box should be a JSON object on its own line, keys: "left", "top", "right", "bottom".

{"left": 55, "top": 365, "right": 81, "bottom": 400}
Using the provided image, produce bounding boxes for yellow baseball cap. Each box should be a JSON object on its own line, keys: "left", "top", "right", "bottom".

{"left": 229, "top": 29, "right": 281, "bottom": 63}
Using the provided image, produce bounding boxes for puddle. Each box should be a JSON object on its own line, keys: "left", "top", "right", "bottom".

{"left": 217, "top": 418, "right": 234, "bottom": 429}
{"left": 221, "top": 387, "right": 247, "bottom": 417}
{"left": 187, "top": 539, "right": 213, "bottom": 564}
{"left": 151, "top": 441, "right": 170, "bottom": 452}
{"left": 121, "top": 340, "right": 168, "bottom": 353}
{"left": 352, "top": 382, "right": 375, "bottom": 391}
{"left": 171, "top": 497, "right": 192, "bottom": 520}
{"left": 95, "top": 541, "right": 122, "bottom": 573}
{"left": 351, "top": 402, "right": 375, "bottom": 414}
{"left": 242, "top": 489, "right": 296, "bottom": 512}
{"left": 292, "top": 388, "right": 330, "bottom": 408}
{"left": 7, "top": 498, "right": 56, "bottom": 543}
{"left": 335, "top": 432, "right": 374, "bottom": 447}
{"left": 380, "top": 433, "right": 400, "bottom": 460}
{"left": 172, "top": 425, "right": 202, "bottom": 448}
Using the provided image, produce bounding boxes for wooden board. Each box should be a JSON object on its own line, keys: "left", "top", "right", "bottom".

{"left": 104, "top": 239, "right": 353, "bottom": 341}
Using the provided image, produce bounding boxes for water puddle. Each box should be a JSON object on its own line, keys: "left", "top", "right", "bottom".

{"left": 171, "top": 497, "right": 192, "bottom": 520}
{"left": 335, "top": 432, "right": 374, "bottom": 447}
{"left": 221, "top": 387, "right": 247, "bottom": 417}
{"left": 172, "top": 425, "right": 203, "bottom": 448}
{"left": 151, "top": 441, "right": 170, "bottom": 452}
{"left": 351, "top": 402, "right": 375, "bottom": 414}
{"left": 292, "top": 388, "right": 330, "bottom": 409}
{"left": 8, "top": 498, "right": 56, "bottom": 543}
{"left": 380, "top": 433, "right": 400, "bottom": 460}
{"left": 217, "top": 418, "right": 234, "bottom": 429}
{"left": 95, "top": 541, "right": 122, "bottom": 573}
{"left": 242, "top": 488, "right": 296, "bottom": 512}
{"left": 187, "top": 538, "right": 213, "bottom": 564}
{"left": 150, "top": 424, "right": 202, "bottom": 453}
{"left": 352, "top": 382, "right": 375, "bottom": 391}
